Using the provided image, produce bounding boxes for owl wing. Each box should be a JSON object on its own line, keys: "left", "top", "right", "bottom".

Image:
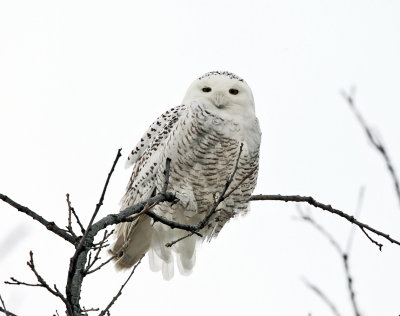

{"left": 111, "top": 104, "right": 187, "bottom": 268}
{"left": 122, "top": 104, "right": 187, "bottom": 207}
{"left": 125, "top": 105, "right": 186, "bottom": 168}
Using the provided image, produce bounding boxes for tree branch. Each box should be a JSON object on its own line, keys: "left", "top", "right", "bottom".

{"left": 98, "top": 256, "right": 143, "bottom": 316}
{"left": 250, "top": 194, "right": 400, "bottom": 249}
{"left": 342, "top": 89, "right": 400, "bottom": 207}
{"left": 84, "top": 230, "right": 114, "bottom": 275}
{"left": 298, "top": 207, "right": 362, "bottom": 316}
{"left": 66, "top": 149, "right": 122, "bottom": 316}
{"left": 5, "top": 251, "right": 69, "bottom": 308}
{"left": 0, "top": 194, "right": 75, "bottom": 245}
{"left": 0, "top": 294, "right": 18, "bottom": 316}
{"left": 66, "top": 193, "right": 85, "bottom": 235}
{"left": 302, "top": 278, "right": 342, "bottom": 316}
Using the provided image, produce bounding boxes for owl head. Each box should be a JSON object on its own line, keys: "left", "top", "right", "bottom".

{"left": 182, "top": 71, "right": 256, "bottom": 117}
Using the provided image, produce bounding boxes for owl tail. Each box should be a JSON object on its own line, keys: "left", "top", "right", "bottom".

{"left": 110, "top": 215, "right": 153, "bottom": 270}
{"left": 148, "top": 222, "right": 198, "bottom": 280}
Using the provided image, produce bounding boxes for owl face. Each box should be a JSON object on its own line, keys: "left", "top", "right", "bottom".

{"left": 182, "top": 71, "right": 255, "bottom": 116}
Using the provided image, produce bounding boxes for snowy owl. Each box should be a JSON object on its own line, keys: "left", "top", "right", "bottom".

{"left": 110, "top": 71, "right": 261, "bottom": 279}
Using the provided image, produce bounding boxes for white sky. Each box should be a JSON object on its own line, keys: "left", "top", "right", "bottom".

{"left": 1, "top": 0, "right": 400, "bottom": 315}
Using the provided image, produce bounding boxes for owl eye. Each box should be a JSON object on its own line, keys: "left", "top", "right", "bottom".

{"left": 202, "top": 87, "right": 212, "bottom": 93}
{"left": 229, "top": 88, "right": 239, "bottom": 95}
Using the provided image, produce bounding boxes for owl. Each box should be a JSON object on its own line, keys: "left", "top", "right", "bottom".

{"left": 110, "top": 71, "right": 261, "bottom": 279}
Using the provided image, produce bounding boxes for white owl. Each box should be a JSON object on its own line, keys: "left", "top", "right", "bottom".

{"left": 110, "top": 71, "right": 261, "bottom": 279}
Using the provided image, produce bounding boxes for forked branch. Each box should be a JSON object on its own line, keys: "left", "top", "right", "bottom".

{"left": 250, "top": 194, "right": 400, "bottom": 249}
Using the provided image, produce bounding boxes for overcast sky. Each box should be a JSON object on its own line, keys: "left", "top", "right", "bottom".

{"left": 1, "top": 1, "right": 400, "bottom": 315}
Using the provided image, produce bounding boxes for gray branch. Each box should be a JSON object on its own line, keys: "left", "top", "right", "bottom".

{"left": 0, "top": 294, "right": 18, "bottom": 316}
{"left": 342, "top": 89, "right": 400, "bottom": 207}
{"left": 0, "top": 193, "right": 75, "bottom": 245}
{"left": 302, "top": 278, "right": 341, "bottom": 316}
{"left": 250, "top": 194, "right": 399, "bottom": 249}
{"left": 298, "top": 207, "right": 362, "bottom": 316}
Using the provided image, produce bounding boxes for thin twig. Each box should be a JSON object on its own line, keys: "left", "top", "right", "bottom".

{"left": 66, "top": 149, "right": 122, "bottom": 315}
{"left": 5, "top": 252, "right": 68, "bottom": 307}
{"left": 85, "top": 254, "right": 118, "bottom": 275}
{"left": 250, "top": 194, "right": 400, "bottom": 249}
{"left": 224, "top": 166, "right": 258, "bottom": 199}
{"left": 165, "top": 232, "right": 196, "bottom": 248}
{"left": 342, "top": 253, "right": 360, "bottom": 316}
{"left": 82, "top": 307, "right": 99, "bottom": 313}
{"left": 342, "top": 89, "right": 400, "bottom": 207}
{"left": 297, "top": 209, "right": 341, "bottom": 254}
{"left": 84, "top": 230, "right": 113, "bottom": 275}
{"left": 298, "top": 207, "right": 362, "bottom": 316}
{"left": 83, "top": 149, "right": 123, "bottom": 242}
{"left": 0, "top": 294, "right": 16, "bottom": 316}
{"left": 65, "top": 194, "right": 78, "bottom": 240}
{"left": 0, "top": 194, "right": 75, "bottom": 245}
{"left": 98, "top": 256, "right": 143, "bottom": 316}
{"left": 360, "top": 227, "right": 382, "bottom": 251}
{"left": 66, "top": 193, "right": 85, "bottom": 234}
{"left": 302, "top": 278, "right": 341, "bottom": 316}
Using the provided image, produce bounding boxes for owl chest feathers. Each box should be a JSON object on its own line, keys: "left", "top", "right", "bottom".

{"left": 153, "top": 103, "right": 260, "bottom": 224}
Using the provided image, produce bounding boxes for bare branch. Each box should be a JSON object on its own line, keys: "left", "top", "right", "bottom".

{"left": 224, "top": 166, "right": 258, "bottom": 199}
{"left": 98, "top": 256, "right": 143, "bottom": 316}
{"left": 298, "top": 207, "right": 362, "bottom": 316}
{"left": 85, "top": 254, "right": 118, "bottom": 275}
{"left": 87, "top": 149, "right": 122, "bottom": 232}
{"left": 0, "top": 294, "right": 18, "bottom": 316}
{"left": 0, "top": 194, "right": 75, "bottom": 245}
{"left": 360, "top": 227, "right": 382, "bottom": 251}
{"left": 250, "top": 194, "right": 400, "bottom": 248}
{"left": 66, "top": 194, "right": 78, "bottom": 240}
{"left": 165, "top": 232, "right": 196, "bottom": 248}
{"left": 302, "top": 278, "right": 341, "bottom": 316}
{"left": 66, "top": 149, "right": 122, "bottom": 316}
{"left": 297, "top": 210, "right": 342, "bottom": 254}
{"left": 342, "top": 253, "right": 361, "bottom": 316}
{"left": 5, "top": 251, "right": 68, "bottom": 308}
{"left": 66, "top": 193, "right": 85, "bottom": 235}
{"left": 84, "top": 230, "right": 115, "bottom": 275}
{"left": 5, "top": 277, "right": 42, "bottom": 287}
{"left": 81, "top": 307, "right": 99, "bottom": 313}
{"left": 342, "top": 89, "right": 400, "bottom": 207}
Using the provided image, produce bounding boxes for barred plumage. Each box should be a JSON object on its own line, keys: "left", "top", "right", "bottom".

{"left": 111, "top": 71, "right": 261, "bottom": 279}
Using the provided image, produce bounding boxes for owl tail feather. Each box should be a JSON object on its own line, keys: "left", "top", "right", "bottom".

{"left": 110, "top": 216, "right": 199, "bottom": 279}
{"left": 110, "top": 215, "right": 153, "bottom": 270}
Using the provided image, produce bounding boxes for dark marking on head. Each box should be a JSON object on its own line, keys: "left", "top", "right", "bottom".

{"left": 198, "top": 71, "right": 245, "bottom": 82}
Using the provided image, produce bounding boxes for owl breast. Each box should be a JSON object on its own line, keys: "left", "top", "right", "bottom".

{"left": 153, "top": 101, "right": 260, "bottom": 238}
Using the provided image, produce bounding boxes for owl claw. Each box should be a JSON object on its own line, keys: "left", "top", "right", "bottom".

{"left": 171, "top": 195, "right": 180, "bottom": 206}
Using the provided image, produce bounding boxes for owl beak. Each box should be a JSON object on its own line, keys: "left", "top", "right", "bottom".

{"left": 212, "top": 92, "right": 228, "bottom": 109}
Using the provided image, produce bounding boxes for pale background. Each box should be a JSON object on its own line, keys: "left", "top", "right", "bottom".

{"left": 1, "top": 1, "right": 400, "bottom": 315}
